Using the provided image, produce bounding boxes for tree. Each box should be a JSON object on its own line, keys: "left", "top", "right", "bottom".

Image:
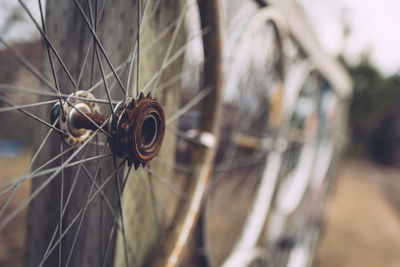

{"left": 343, "top": 54, "right": 400, "bottom": 165}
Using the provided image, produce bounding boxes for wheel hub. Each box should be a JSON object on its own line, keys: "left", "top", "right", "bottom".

{"left": 51, "top": 91, "right": 165, "bottom": 169}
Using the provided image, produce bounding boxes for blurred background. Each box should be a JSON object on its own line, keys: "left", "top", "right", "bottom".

{"left": 0, "top": 0, "right": 400, "bottom": 266}
{"left": 298, "top": 0, "right": 400, "bottom": 266}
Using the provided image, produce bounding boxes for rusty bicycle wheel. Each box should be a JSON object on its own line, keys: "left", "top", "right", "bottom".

{"left": 0, "top": 1, "right": 222, "bottom": 266}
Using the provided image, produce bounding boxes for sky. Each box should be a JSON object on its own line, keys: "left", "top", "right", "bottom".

{"left": 298, "top": 0, "right": 400, "bottom": 75}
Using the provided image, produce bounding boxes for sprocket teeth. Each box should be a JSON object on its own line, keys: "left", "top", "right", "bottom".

{"left": 110, "top": 95, "right": 165, "bottom": 170}
{"left": 133, "top": 160, "right": 140, "bottom": 170}
{"left": 139, "top": 92, "right": 145, "bottom": 100}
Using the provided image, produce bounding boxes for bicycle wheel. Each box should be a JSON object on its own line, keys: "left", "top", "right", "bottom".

{"left": 0, "top": 1, "right": 221, "bottom": 266}
{"left": 202, "top": 2, "right": 288, "bottom": 266}
{"left": 265, "top": 79, "right": 347, "bottom": 267}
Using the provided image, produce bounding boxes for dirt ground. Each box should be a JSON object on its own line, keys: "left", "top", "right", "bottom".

{"left": 313, "top": 158, "right": 400, "bottom": 267}
{"left": 0, "top": 151, "right": 31, "bottom": 267}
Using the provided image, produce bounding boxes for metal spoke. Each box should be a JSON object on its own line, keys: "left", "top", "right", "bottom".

{"left": 87, "top": 59, "right": 128, "bottom": 94}
{"left": 0, "top": 126, "right": 102, "bottom": 231}
{"left": 141, "top": 28, "right": 208, "bottom": 95}
{"left": 101, "top": 163, "right": 134, "bottom": 267}
{"left": 39, "top": 160, "right": 127, "bottom": 266}
{"left": 138, "top": 168, "right": 165, "bottom": 235}
{"left": 113, "top": 156, "right": 130, "bottom": 267}
{"left": 0, "top": 85, "right": 116, "bottom": 104}
{"left": 0, "top": 124, "right": 57, "bottom": 219}
{"left": 149, "top": 3, "right": 188, "bottom": 94}
{"left": 152, "top": 157, "right": 194, "bottom": 173}
{"left": 41, "top": 148, "right": 90, "bottom": 262}
{"left": 0, "top": 96, "right": 66, "bottom": 135}
{"left": 142, "top": 166, "right": 188, "bottom": 202}
{"left": 85, "top": 12, "right": 191, "bottom": 98}
{"left": 18, "top": 0, "right": 78, "bottom": 89}
{"left": 64, "top": 158, "right": 103, "bottom": 267}
{"left": 134, "top": 0, "right": 142, "bottom": 98}
{"left": 0, "top": 99, "right": 57, "bottom": 113}
{"left": 93, "top": 43, "right": 116, "bottom": 117}
{"left": 166, "top": 86, "right": 212, "bottom": 125}
{"left": 37, "top": 0, "right": 66, "bottom": 116}
{"left": 79, "top": 163, "right": 120, "bottom": 228}
{"left": 58, "top": 142, "right": 65, "bottom": 267}
{"left": 32, "top": 146, "right": 74, "bottom": 176}
{"left": 74, "top": 0, "right": 127, "bottom": 95}
{"left": 0, "top": 152, "right": 112, "bottom": 192}
{"left": 156, "top": 61, "right": 204, "bottom": 93}
{"left": 0, "top": 37, "right": 57, "bottom": 93}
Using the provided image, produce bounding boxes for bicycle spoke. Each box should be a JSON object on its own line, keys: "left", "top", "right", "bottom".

{"left": 40, "top": 146, "right": 94, "bottom": 265}
{"left": 113, "top": 156, "right": 130, "bottom": 267}
{"left": 0, "top": 152, "right": 111, "bottom": 194}
{"left": 134, "top": 0, "right": 142, "bottom": 99}
{"left": 166, "top": 86, "right": 212, "bottom": 125}
{"left": 142, "top": 166, "right": 188, "bottom": 203}
{"left": 156, "top": 61, "right": 204, "bottom": 94}
{"left": 149, "top": 3, "right": 188, "bottom": 94}
{"left": 78, "top": 0, "right": 109, "bottom": 93}
{"left": 39, "top": 159, "right": 127, "bottom": 266}
{"left": 143, "top": 27, "right": 209, "bottom": 95}
{"left": 144, "top": 167, "right": 165, "bottom": 235}
{"left": 101, "top": 163, "right": 134, "bottom": 267}
{"left": 0, "top": 96, "right": 66, "bottom": 135}
{"left": 18, "top": 0, "right": 78, "bottom": 89}
{"left": 64, "top": 159, "right": 102, "bottom": 267}
{"left": 93, "top": 43, "right": 116, "bottom": 117}
{"left": 74, "top": 0, "right": 127, "bottom": 95}
{"left": 37, "top": 0, "right": 65, "bottom": 116}
{"left": 0, "top": 37, "right": 57, "bottom": 93}
{"left": 58, "top": 142, "right": 65, "bottom": 267}
{"left": 152, "top": 157, "right": 195, "bottom": 174}
{"left": 0, "top": 99, "right": 57, "bottom": 113}
{"left": 85, "top": 18, "right": 201, "bottom": 99}
{"left": 0, "top": 126, "right": 56, "bottom": 218}
{"left": 30, "top": 146, "right": 75, "bottom": 177}
{"left": 0, "top": 84, "right": 116, "bottom": 104}
{"left": 83, "top": 0, "right": 116, "bottom": 116}
{"left": 87, "top": 59, "right": 128, "bottom": 94}
{"left": 78, "top": 162, "right": 119, "bottom": 221}
{"left": 0, "top": 126, "right": 103, "bottom": 231}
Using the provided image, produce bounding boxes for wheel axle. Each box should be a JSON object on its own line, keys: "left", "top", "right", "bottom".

{"left": 52, "top": 91, "right": 165, "bottom": 169}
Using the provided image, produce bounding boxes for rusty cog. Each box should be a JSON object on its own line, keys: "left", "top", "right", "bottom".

{"left": 109, "top": 92, "right": 165, "bottom": 169}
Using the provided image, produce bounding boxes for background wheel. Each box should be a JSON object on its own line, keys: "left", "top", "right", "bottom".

{"left": 202, "top": 2, "right": 287, "bottom": 266}
{"left": 266, "top": 81, "right": 347, "bottom": 267}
